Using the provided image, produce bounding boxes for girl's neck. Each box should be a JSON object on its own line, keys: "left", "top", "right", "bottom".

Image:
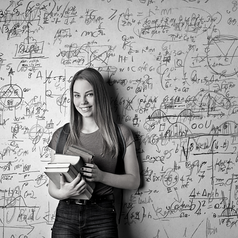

{"left": 81, "top": 118, "right": 99, "bottom": 134}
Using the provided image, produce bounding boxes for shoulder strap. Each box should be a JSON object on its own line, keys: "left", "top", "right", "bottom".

{"left": 56, "top": 123, "right": 70, "bottom": 154}
{"left": 114, "top": 124, "right": 127, "bottom": 224}
{"left": 115, "top": 124, "right": 126, "bottom": 174}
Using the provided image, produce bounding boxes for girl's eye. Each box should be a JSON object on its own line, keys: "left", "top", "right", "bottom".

{"left": 86, "top": 93, "right": 94, "bottom": 97}
{"left": 74, "top": 94, "right": 80, "bottom": 98}
{"left": 73, "top": 92, "right": 93, "bottom": 98}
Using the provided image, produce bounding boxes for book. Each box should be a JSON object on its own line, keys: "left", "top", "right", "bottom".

{"left": 53, "top": 154, "right": 84, "bottom": 174}
{"left": 45, "top": 164, "right": 92, "bottom": 199}
{"left": 53, "top": 153, "right": 95, "bottom": 192}
{"left": 66, "top": 145, "right": 94, "bottom": 163}
{"left": 44, "top": 153, "right": 94, "bottom": 199}
{"left": 44, "top": 163, "right": 78, "bottom": 188}
{"left": 65, "top": 146, "right": 95, "bottom": 193}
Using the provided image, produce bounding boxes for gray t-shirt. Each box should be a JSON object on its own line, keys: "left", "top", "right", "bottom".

{"left": 48, "top": 124, "right": 134, "bottom": 196}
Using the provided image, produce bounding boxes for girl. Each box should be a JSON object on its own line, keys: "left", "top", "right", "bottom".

{"left": 48, "top": 67, "right": 140, "bottom": 238}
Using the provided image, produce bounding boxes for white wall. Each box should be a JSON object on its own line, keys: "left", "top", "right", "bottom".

{"left": 0, "top": 0, "right": 238, "bottom": 237}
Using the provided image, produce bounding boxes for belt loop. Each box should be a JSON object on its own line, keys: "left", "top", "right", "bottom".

{"left": 75, "top": 200, "right": 87, "bottom": 205}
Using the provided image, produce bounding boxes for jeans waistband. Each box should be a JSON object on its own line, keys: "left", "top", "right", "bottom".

{"left": 63, "top": 194, "right": 114, "bottom": 205}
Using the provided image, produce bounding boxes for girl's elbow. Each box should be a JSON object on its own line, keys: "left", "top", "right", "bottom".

{"left": 132, "top": 176, "right": 140, "bottom": 189}
{"left": 48, "top": 186, "right": 55, "bottom": 198}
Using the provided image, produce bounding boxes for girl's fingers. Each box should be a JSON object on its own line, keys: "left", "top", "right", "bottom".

{"left": 75, "top": 178, "right": 86, "bottom": 190}
{"left": 81, "top": 164, "right": 94, "bottom": 177}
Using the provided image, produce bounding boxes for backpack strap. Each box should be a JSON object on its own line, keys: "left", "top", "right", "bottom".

{"left": 114, "top": 124, "right": 126, "bottom": 224}
{"left": 56, "top": 123, "right": 70, "bottom": 154}
{"left": 115, "top": 124, "right": 126, "bottom": 174}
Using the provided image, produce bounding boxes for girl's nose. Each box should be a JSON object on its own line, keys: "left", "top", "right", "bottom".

{"left": 81, "top": 96, "right": 88, "bottom": 104}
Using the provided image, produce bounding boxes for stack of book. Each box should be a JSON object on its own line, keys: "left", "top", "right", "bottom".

{"left": 44, "top": 145, "right": 95, "bottom": 200}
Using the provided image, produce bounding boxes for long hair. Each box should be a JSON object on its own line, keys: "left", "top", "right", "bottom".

{"left": 65, "top": 67, "right": 119, "bottom": 158}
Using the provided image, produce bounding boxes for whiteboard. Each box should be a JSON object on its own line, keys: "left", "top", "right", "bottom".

{"left": 0, "top": 0, "right": 238, "bottom": 237}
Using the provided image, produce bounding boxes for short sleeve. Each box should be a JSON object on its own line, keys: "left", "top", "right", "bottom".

{"left": 118, "top": 124, "right": 134, "bottom": 147}
{"left": 48, "top": 126, "right": 64, "bottom": 151}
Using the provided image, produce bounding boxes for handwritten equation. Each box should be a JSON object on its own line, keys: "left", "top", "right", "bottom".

{"left": 0, "top": 0, "right": 238, "bottom": 237}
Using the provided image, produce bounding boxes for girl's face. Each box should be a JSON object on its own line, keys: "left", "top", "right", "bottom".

{"left": 73, "top": 79, "right": 95, "bottom": 118}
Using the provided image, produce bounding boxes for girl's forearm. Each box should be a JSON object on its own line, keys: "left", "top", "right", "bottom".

{"left": 48, "top": 182, "right": 67, "bottom": 200}
{"left": 100, "top": 171, "right": 140, "bottom": 190}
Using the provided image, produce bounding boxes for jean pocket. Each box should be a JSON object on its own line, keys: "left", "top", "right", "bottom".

{"left": 95, "top": 201, "right": 116, "bottom": 213}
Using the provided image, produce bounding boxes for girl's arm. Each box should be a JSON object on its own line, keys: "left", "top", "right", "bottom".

{"left": 82, "top": 141, "right": 140, "bottom": 190}
{"left": 48, "top": 149, "right": 87, "bottom": 200}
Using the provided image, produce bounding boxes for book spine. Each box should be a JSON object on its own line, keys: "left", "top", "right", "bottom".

{"left": 63, "top": 168, "right": 77, "bottom": 182}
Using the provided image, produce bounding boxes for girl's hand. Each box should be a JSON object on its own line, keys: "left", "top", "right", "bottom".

{"left": 59, "top": 173, "right": 87, "bottom": 199}
{"left": 81, "top": 163, "right": 103, "bottom": 182}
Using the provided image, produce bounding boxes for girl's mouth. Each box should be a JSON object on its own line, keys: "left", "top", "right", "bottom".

{"left": 80, "top": 106, "right": 92, "bottom": 112}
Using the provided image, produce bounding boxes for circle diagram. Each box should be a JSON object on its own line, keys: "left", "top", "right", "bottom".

{"left": 0, "top": 83, "right": 23, "bottom": 108}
